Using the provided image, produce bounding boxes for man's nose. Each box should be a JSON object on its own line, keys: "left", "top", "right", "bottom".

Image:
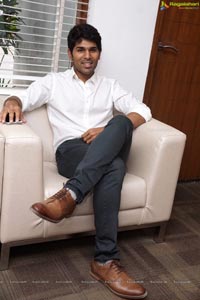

{"left": 84, "top": 50, "right": 91, "bottom": 59}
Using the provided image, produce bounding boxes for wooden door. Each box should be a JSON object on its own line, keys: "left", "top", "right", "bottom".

{"left": 144, "top": 1, "right": 200, "bottom": 180}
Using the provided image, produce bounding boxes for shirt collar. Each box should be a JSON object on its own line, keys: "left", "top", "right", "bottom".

{"left": 70, "top": 67, "right": 98, "bottom": 86}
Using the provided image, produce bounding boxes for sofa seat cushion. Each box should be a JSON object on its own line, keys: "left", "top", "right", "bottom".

{"left": 43, "top": 162, "right": 146, "bottom": 217}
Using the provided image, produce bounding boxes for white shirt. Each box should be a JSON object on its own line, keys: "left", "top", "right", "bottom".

{"left": 17, "top": 68, "right": 152, "bottom": 151}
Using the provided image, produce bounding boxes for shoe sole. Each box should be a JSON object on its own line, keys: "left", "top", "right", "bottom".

{"left": 90, "top": 271, "right": 148, "bottom": 299}
{"left": 30, "top": 206, "right": 61, "bottom": 223}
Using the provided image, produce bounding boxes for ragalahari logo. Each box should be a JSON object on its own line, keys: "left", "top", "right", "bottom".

{"left": 160, "top": 1, "right": 170, "bottom": 10}
{"left": 160, "top": 1, "right": 200, "bottom": 10}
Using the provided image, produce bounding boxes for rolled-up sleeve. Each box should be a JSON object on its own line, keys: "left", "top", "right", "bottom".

{"left": 113, "top": 80, "right": 152, "bottom": 122}
{"left": 11, "top": 73, "right": 53, "bottom": 112}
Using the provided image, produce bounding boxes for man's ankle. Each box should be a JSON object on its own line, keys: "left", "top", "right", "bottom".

{"left": 65, "top": 188, "right": 77, "bottom": 202}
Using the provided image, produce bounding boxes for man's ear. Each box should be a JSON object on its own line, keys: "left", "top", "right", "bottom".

{"left": 67, "top": 49, "right": 73, "bottom": 61}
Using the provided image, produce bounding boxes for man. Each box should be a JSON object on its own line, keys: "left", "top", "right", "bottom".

{"left": 0, "top": 24, "right": 151, "bottom": 299}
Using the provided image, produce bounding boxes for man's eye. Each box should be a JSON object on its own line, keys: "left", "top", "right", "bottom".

{"left": 90, "top": 48, "right": 98, "bottom": 52}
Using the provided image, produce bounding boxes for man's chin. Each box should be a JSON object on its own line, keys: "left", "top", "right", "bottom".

{"left": 82, "top": 69, "right": 95, "bottom": 77}
{"left": 83, "top": 67, "right": 94, "bottom": 74}
{"left": 74, "top": 67, "right": 95, "bottom": 80}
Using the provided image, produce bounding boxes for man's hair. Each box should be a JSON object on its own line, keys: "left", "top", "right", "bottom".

{"left": 67, "top": 23, "right": 102, "bottom": 53}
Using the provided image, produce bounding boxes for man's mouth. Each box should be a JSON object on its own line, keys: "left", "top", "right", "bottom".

{"left": 82, "top": 61, "right": 93, "bottom": 68}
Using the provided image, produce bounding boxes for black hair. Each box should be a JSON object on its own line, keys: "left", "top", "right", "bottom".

{"left": 67, "top": 23, "right": 102, "bottom": 53}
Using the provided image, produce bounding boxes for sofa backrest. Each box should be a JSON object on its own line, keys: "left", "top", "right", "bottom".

{"left": 24, "top": 105, "right": 55, "bottom": 162}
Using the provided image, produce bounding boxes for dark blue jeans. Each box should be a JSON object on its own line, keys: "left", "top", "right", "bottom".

{"left": 56, "top": 115, "right": 133, "bottom": 262}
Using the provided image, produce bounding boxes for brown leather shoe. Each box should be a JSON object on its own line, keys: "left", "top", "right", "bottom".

{"left": 30, "top": 188, "right": 76, "bottom": 223}
{"left": 90, "top": 260, "right": 147, "bottom": 299}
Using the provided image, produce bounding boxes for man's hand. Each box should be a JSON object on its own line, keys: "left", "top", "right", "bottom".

{"left": 0, "top": 97, "right": 26, "bottom": 123}
{"left": 126, "top": 112, "right": 145, "bottom": 128}
{"left": 82, "top": 127, "right": 104, "bottom": 144}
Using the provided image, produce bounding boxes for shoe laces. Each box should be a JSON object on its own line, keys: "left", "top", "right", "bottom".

{"left": 110, "top": 260, "right": 125, "bottom": 275}
{"left": 50, "top": 188, "right": 67, "bottom": 201}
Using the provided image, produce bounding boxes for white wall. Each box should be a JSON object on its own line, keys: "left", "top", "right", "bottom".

{"left": 87, "top": 0, "right": 159, "bottom": 100}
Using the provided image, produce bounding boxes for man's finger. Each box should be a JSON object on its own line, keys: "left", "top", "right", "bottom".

{"left": 82, "top": 130, "right": 90, "bottom": 138}
{"left": 20, "top": 113, "right": 27, "bottom": 123}
{"left": 85, "top": 138, "right": 92, "bottom": 144}
{"left": 1, "top": 110, "right": 9, "bottom": 123}
{"left": 8, "top": 111, "right": 15, "bottom": 123}
{"left": 14, "top": 110, "right": 21, "bottom": 122}
{"left": 83, "top": 135, "right": 90, "bottom": 143}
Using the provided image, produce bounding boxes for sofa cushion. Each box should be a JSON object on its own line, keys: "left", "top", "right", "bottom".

{"left": 43, "top": 162, "right": 146, "bottom": 217}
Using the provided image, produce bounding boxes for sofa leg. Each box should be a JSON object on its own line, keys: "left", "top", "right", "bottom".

{"left": 154, "top": 222, "right": 168, "bottom": 243}
{"left": 0, "top": 243, "right": 10, "bottom": 271}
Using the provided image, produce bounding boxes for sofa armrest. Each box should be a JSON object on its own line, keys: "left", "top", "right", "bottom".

{"left": 127, "top": 118, "right": 186, "bottom": 224}
{"left": 0, "top": 123, "right": 44, "bottom": 243}
{"left": 0, "top": 132, "right": 5, "bottom": 210}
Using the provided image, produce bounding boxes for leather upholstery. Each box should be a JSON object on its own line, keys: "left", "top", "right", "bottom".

{"left": 0, "top": 105, "right": 186, "bottom": 243}
{"left": 0, "top": 132, "right": 4, "bottom": 219}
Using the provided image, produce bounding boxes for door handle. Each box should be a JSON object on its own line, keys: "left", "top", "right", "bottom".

{"left": 158, "top": 42, "right": 179, "bottom": 53}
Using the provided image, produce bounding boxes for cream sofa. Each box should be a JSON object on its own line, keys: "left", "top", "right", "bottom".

{"left": 0, "top": 105, "right": 186, "bottom": 270}
{"left": 0, "top": 132, "right": 4, "bottom": 222}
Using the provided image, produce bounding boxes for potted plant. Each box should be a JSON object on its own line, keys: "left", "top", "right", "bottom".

{"left": 0, "top": 0, "right": 23, "bottom": 87}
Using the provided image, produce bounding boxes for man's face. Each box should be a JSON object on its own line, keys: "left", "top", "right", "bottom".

{"left": 68, "top": 39, "right": 101, "bottom": 82}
